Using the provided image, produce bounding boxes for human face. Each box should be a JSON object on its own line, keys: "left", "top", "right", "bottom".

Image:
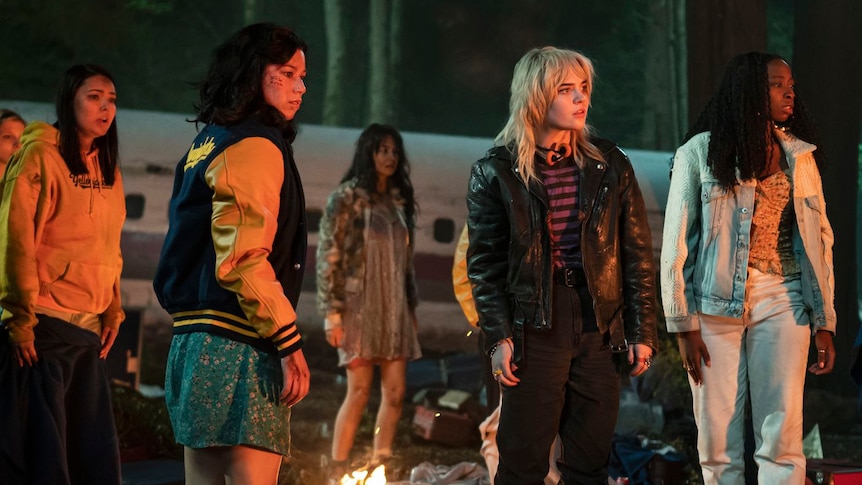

{"left": 0, "top": 118, "right": 25, "bottom": 166}
{"left": 262, "top": 49, "right": 307, "bottom": 120}
{"left": 374, "top": 136, "right": 399, "bottom": 183}
{"left": 74, "top": 74, "right": 116, "bottom": 149}
{"left": 768, "top": 59, "right": 795, "bottom": 123}
{"left": 543, "top": 69, "right": 590, "bottom": 140}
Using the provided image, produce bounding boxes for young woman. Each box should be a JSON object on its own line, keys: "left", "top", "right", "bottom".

{"left": 153, "top": 23, "right": 310, "bottom": 485}
{"left": 466, "top": 47, "right": 658, "bottom": 485}
{"left": 0, "top": 64, "right": 125, "bottom": 484}
{"left": 661, "top": 51, "right": 836, "bottom": 484}
{"left": 317, "top": 123, "right": 422, "bottom": 477}
{"left": 0, "top": 109, "right": 26, "bottom": 173}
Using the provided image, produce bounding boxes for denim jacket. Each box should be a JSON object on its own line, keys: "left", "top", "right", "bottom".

{"left": 660, "top": 130, "right": 836, "bottom": 334}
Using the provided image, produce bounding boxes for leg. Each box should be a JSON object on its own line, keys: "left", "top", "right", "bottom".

{"left": 373, "top": 359, "right": 407, "bottom": 460}
{"left": 557, "top": 332, "right": 620, "bottom": 485}
{"left": 225, "top": 445, "right": 282, "bottom": 485}
{"left": 745, "top": 270, "right": 809, "bottom": 484}
{"left": 331, "top": 363, "right": 374, "bottom": 462}
{"left": 693, "top": 313, "right": 748, "bottom": 485}
{"left": 495, "top": 285, "right": 576, "bottom": 485}
{"left": 184, "top": 446, "right": 227, "bottom": 485}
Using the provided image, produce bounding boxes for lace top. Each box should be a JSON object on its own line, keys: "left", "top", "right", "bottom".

{"left": 748, "top": 168, "right": 801, "bottom": 276}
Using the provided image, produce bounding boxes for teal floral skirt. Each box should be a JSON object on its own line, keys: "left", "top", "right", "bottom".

{"left": 165, "top": 333, "right": 291, "bottom": 455}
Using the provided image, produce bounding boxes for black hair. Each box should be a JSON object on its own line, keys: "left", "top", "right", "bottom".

{"left": 684, "top": 51, "right": 825, "bottom": 189}
{"left": 194, "top": 22, "right": 307, "bottom": 142}
{"left": 55, "top": 64, "right": 119, "bottom": 185}
{"left": 341, "top": 123, "right": 417, "bottom": 230}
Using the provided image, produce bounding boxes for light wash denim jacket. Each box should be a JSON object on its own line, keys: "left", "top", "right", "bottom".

{"left": 660, "top": 130, "right": 836, "bottom": 334}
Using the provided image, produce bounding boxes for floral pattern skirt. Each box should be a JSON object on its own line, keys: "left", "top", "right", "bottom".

{"left": 165, "top": 332, "right": 291, "bottom": 456}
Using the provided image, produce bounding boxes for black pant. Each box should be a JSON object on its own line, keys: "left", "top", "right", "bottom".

{"left": 495, "top": 284, "right": 621, "bottom": 485}
{"left": 0, "top": 315, "right": 121, "bottom": 485}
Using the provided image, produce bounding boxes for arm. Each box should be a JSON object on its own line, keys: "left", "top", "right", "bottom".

{"left": 465, "top": 161, "right": 512, "bottom": 353}
{"left": 205, "top": 137, "right": 303, "bottom": 358}
{"left": 660, "top": 142, "right": 711, "bottom": 383}
{"left": 616, "top": 152, "right": 659, "bottom": 352}
{"left": 315, "top": 185, "right": 352, "bottom": 347}
{"left": 0, "top": 144, "right": 48, "bottom": 365}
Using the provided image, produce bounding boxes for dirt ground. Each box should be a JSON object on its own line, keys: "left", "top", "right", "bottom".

{"left": 117, "top": 311, "right": 862, "bottom": 485}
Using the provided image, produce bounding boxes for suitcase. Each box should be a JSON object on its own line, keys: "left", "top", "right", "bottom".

{"left": 412, "top": 404, "right": 479, "bottom": 447}
{"left": 806, "top": 459, "right": 862, "bottom": 485}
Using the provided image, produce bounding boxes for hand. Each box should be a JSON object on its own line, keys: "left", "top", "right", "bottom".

{"left": 677, "top": 330, "right": 710, "bottom": 385}
{"left": 100, "top": 326, "right": 119, "bottom": 359}
{"left": 490, "top": 339, "right": 519, "bottom": 387}
{"left": 627, "top": 343, "right": 653, "bottom": 377}
{"left": 808, "top": 330, "right": 835, "bottom": 375}
{"left": 13, "top": 339, "right": 38, "bottom": 367}
{"left": 280, "top": 349, "right": 310, "bottom": 407}
{"left": 325, "top": 327, "right": 344, "bottom": 348}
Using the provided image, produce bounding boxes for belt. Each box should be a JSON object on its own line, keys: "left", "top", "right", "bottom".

{"left": 553, "top": 267, "right": 585, "bottom": 287}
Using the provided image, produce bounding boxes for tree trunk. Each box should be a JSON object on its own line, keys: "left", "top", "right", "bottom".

{"left": 367, "top": 0, "right": 390, "bottom": 124}
{"left": 641, "top": 0, "right": 687, "bottom": 150}
{"left": 386, "top": 0, "right": 403, "bottom": 125}
{"left": 323, "top": 0, "right": 347, "bottom": 125}
{"left": 686, "top": 0, "right": 767, "bottom": 127}
{"left": 243, "top": 0, "right": 256, "bottom": 26}
{"left": 793, "top": 0, "right": 862, "bottom": 397}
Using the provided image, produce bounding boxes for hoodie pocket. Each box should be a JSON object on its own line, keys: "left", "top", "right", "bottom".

{"left": 42, "top": 260, "right": 118, "bottom": 312}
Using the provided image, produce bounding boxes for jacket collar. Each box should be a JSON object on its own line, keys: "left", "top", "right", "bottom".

{"left": 774, "top": 128, "right": 816, "bottom": 157}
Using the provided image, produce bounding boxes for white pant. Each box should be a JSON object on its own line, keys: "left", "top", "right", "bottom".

{"left": 692, "top": 268, "right": 810, "bottom": 485}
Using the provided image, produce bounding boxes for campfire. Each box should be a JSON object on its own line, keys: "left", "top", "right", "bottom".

{"left": 339, "top": 464, "right": 386, "bottom": 485}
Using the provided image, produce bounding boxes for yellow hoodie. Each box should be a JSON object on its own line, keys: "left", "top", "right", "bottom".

{"left": 0, "top": 121, "right": 125, "bottom": 343}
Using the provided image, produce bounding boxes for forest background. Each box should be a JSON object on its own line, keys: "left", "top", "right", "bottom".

{"left": 0, "top": 0, "right": 860, "bottom": 399}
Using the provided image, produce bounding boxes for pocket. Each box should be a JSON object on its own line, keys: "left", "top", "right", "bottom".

{"left": 702, "top": 183, "right": 728, "bottom": 229}
{"left": 44, "top": 260, "right": 118, "bottom": 312}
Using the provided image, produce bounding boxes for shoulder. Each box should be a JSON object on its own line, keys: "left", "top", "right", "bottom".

{"left": 472, "top": 145, "right": 514, "bottom": 174}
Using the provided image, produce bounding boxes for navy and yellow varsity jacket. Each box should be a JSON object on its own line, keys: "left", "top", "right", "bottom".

{"left": 153, "top": 116, "right": 307, "bottom": 358}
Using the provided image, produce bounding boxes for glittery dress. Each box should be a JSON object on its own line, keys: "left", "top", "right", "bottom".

{"left": 338, "top": 196, "right": 422, "bottom": 366}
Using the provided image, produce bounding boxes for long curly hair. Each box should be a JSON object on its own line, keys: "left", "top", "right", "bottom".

{"left": 685, "top": 51, "right": 825, "bottom": 189}
{"left": 341, "top": 123, "right": 417, "bottom": 230}
{"left": 495, "top": 46, "right": 605, "bottom": 184}
{"left": 194, "top": 22, "right": 307, "bottom": 142}
{"left": 55, "top": 64, "right": 119, "bottom": 185}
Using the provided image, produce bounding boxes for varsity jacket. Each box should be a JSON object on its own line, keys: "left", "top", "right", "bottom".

{"left": 0, "top": 121, "right": 125, "bottom": 343}
{"left": 153, "top": 116, "right": 307, "bottom": 358}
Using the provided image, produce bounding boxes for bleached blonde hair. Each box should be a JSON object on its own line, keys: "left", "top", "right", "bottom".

{"left": 495, "top": 46, "right": 605, "bottom": 184}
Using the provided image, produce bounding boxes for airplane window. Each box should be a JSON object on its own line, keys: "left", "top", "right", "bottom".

{"left": 125, "top": 194, "right": 145, "bottom": 220}
{"left": 306, "top": 208, "right": 322, "bottom": 233}
{"left": 433, "top": 218, "right": 455, "bottom": 243}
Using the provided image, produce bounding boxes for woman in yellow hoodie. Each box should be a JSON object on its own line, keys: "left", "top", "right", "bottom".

{"left": 0, "top": 64, "right": 125, "bottom": 485}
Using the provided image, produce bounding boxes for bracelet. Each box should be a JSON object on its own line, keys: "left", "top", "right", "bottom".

{"left": 489, "top": 339, "right": 510, "bottom": 357}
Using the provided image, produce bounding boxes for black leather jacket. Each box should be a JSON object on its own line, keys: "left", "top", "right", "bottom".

{"left": 466, "top": 139, "right": 658, "bottom": 364}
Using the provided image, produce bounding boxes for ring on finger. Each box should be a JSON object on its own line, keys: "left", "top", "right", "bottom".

{"left": 493, "top": 369, "right": 503, "bottom": 376}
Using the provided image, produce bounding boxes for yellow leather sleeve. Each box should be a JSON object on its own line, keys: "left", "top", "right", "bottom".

{"left": 452, "top": 224, "right": 479, "bottom": 327}
{"left": 205, "top": 137, "right": 300, "bottom": 350}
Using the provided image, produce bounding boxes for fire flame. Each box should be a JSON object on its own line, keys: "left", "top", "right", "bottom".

{"left": 339, "top": 464, "right": 386, "bottom": 485}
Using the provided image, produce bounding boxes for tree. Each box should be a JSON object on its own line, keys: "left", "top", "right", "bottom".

{"left": 686, "top": 0, "right": 767, "bottom": 126}
{"left": 367, "top": 0, "right": 401, "bottom": 124}
{"left": 641, "top": 0, "right": 687, "bottom": 149}
{"left": 322, "top": 0, "right": 348, "bottom": 125}
{"left": 793, "top": 0, "right": 862, "bottom": 398}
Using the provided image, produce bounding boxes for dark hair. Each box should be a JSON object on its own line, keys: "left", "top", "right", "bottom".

{"left": 341, "top": 123, "right": 417, "bottom": 230}
{"left": 194, "top": 22, "right": 307, "bottom": 142}
{"left": 684, "top": 51, "right": 825, "bottom": 189}
{"left": 0, "top": 109, "right": 25, "bottom": 125}
{"left": 55, "top": 64, "right": 119, "bottom": 185}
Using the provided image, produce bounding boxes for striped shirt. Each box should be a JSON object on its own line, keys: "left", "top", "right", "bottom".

{"left": 538, "top": 155, "right": 582, "bottom": 269}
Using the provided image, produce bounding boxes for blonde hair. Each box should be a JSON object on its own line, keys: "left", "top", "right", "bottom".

{"left": 495, "top": 46, "right": 605, "bottom": 184}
